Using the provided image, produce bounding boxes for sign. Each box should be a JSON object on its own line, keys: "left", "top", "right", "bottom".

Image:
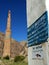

{"left": 32, "top": 45, "right": 43, "bottom": 59}
{"left": 27, "top": 11, "right": 48, "bottom": 47}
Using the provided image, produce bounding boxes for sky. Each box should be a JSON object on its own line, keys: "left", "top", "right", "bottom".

{"left": 0, "top": 0, "right": 49, "bottom": 42}
{"left": 0, "top": 0, "right": 27, "bottom": 42}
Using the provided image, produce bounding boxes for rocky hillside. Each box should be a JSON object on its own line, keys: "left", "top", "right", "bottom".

{"left": 0, "top": 32, "right": 28, "bottom": 59}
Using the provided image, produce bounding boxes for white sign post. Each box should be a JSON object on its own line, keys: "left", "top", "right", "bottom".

{"left": 26, "top": 0, "right": 49, "bottom": 65}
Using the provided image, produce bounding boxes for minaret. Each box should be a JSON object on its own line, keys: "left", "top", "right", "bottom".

{"left": 3, "top": 10, "right": 11, "bottom": 57}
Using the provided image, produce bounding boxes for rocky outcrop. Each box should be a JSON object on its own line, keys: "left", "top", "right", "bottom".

{"left": 0, "top": 32, "right": 28, "bottom": 59}
{"left": 20, "top": 41, "right": 28, "bottom": 56}
{"left": 10, "top": 39, "right": 23, "bottom": 58}
{"left": 0, "top": 32, "right": 4, "bottom": 57}
{"left": 20, "top": 41, "right": 28, "bottom": 62}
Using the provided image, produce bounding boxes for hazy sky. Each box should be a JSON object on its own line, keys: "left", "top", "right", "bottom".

{"left": 0, "top": 0, "right": 27, "bottom": 42}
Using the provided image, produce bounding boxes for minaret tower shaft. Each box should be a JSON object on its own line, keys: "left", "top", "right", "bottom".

{"left": 3, "top": 10, "right": 11, "bottom": 57}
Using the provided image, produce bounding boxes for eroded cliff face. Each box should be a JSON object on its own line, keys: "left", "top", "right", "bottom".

{"left": 0, "top": 32, "right": 4, "bottom": 57}
{"left": 0, "top": 32, "right": 28, "bottom": 58}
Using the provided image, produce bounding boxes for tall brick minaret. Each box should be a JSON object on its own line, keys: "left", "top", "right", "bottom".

{"left": 3, "top": 10, "right": 11, "bottom": 57}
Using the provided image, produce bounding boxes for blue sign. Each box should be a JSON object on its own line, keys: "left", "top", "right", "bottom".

{"left": 27, "top": 11, "right": 48, "bottom": 47}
